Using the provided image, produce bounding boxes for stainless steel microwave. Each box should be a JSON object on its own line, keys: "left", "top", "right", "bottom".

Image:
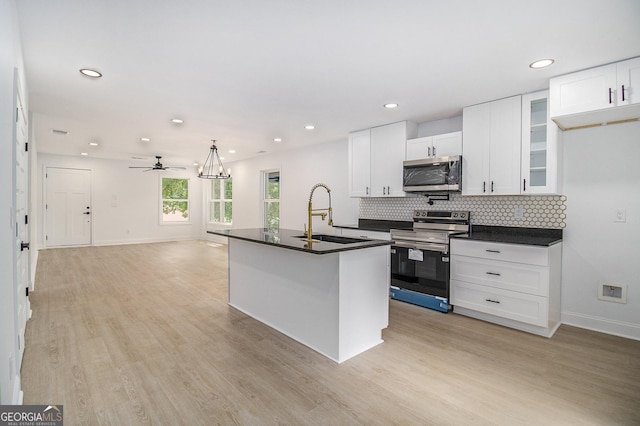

{"left": 402, "top": 155, "right": 462, "bottom": 193}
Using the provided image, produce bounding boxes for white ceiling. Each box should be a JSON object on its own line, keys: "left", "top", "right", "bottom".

{"left": 15, "top": 0, "right": 640, "bottom": 168}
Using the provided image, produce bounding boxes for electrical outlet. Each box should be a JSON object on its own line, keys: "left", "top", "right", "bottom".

{"left": 514, "top": 206, "right": 524, "bottom": 220}
{"left": 614, "top": 209, "right": 626, "bottom": 223}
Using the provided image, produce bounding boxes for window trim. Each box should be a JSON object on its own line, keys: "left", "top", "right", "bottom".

{"left": 208, "top": 178, "right": 233, "bottom": 225}
{"left": 159, "top": 175, "right": 192, "bottom": 226}
{"left": 261, "top": 169, "right": 280, "bottom": 229}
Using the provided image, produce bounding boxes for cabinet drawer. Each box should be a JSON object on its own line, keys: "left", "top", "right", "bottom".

{"left": 451, "top": 280, "right": 548, "bottom": 327}
{"left": 451, "top": 255, "right": 548, "bottom": 296}
{"left": 450, "top": 239, "right": 548, "bottom": 266}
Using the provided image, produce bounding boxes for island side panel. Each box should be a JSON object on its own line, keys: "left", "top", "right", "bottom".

{"left": 227, "top": 238, "right": 341, "bottom": 361}
{"left": 337, "top": 246, "right": 389, "bottom": 363}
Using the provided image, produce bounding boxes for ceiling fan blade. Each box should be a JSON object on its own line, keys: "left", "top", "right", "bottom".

{"left": 129, "top": 166, "right": 153, "bottom": 168}
{"left": 166, "top": 167, "right": 187, "bottom": 170}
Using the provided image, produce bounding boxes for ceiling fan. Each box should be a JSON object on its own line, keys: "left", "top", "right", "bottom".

{"left": 129, "top": 156, "right": 186, "bottom": 172}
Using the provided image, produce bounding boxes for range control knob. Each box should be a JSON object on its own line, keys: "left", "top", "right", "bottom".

{"left": 453, "top": 212, "right": 458, "bottom": 218}
{"left": 460, "top": 213, "right": 466, "bottom": 218}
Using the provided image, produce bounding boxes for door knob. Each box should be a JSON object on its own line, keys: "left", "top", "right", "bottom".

{"left": 21, "top": 242, "right": 30, "bottom": 251}
{"left": 83, "top": 212, "right": 91, "bottom": 215}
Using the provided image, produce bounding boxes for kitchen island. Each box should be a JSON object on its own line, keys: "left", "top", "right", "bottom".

{"left": 208, "top": 228, "right": 392, "bottom": 363}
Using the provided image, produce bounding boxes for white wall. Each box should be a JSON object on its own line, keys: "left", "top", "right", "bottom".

{"left": 0, "top": 0, "right": 27, "bottom": 404}
{"left": 561, "top": 121, "right": 640, "bottom": 340}
{"left": 417, "top": 115, "right": 462, "bottom": 137}
{"left": 37, "top": 154, "right": 204, "bottom": 247}
{"left": 207, "top": 139, "right": 359, "bottom": 237}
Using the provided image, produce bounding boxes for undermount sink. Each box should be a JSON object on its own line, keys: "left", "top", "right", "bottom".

{"left": 293, "top": 234, "right": 369, "bottom": 244}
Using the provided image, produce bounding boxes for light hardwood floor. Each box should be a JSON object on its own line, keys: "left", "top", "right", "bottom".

{"left": 23, "top": 240, "right": 640, "bottom": 425}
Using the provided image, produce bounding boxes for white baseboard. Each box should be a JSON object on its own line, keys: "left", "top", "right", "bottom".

{"left": 30, "top": 249, "right": 38, "bottom": 292}
{"left": 205, "top": 233, "right": 228, "bottom": 245}
{"left": 12, "top": 378, "right": 22, "bottom": 404}
{"left": 562, "top": 311, "right": 640, "bottom": 341}
{"left": 91, "top": 236, "right": 197, "bottom": 246}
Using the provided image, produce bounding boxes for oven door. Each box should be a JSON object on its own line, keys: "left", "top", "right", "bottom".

{"left": 390, "top": 241, "right": 450, "bottom": 298}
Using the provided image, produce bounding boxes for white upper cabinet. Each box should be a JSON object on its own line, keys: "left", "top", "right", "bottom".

{"left": 521, "top": 90, "right": 561, "bottom": 195}
{"left": 348, "top": 121, "right": 417, "bottom": 197}
{"left": 550, "top": 56, "right": 640, "bottom": 130}
{"left": 462, "top": 95, "right": 522, "bottom": 196}
{"left": 370, "top": 121, "right": 417, "bottom": 197}
{"left": 348, "top": 129, "right": 371, "bottom": 197}
{"left": 618, "top": 57, "right": 640, "bottom": 106}
{"left": 405, "top": 131, "right": 462, "bottom": 160}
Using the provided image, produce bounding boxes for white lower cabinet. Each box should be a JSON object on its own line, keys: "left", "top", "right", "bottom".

{"left": 450, "top": 239, "right": 562, "bottom": 337}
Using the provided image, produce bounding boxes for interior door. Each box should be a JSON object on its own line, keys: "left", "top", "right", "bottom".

{"left": 14, "top": 77, "right": 30, "bottom": 370}
{"left": 45, "top": 167, "right": 92, "bottom": 247}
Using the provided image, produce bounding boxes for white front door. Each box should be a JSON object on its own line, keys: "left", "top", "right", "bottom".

{"left": 14, "top": 79, "right": 30, "bottom": 371}
{"left": 45, "top": 167, "right": 92, "bottom": 247}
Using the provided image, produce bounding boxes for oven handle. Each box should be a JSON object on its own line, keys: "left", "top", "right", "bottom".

{"left": 392, "top": 241, "right": 448, "bottom": 253}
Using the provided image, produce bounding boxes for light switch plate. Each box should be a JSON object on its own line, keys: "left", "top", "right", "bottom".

{"left": 614, "top": 209, "right": 626, "bottom": 223}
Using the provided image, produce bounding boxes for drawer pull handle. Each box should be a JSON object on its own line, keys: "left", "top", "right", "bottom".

{"left": 485, "top": 249, "right": 501, "bottom": 253}
{"left": 485, "top": 299, "right": 501, "bottom": 304}
{"left": 486, "top": 272, "right": 501, "bottom": 276}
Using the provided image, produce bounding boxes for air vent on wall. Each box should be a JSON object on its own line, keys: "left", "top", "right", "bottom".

{"left": 51, "top": 129, "right": 69, "bottom": 135}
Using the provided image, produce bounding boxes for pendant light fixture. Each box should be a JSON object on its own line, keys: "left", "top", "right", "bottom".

{"left": 197, "top": 140, "right": 231, "bottom": 179}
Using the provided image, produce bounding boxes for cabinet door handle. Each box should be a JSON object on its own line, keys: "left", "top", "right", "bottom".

{"left": 485, "top": 249, "right": 501, "bottom": 253}
{"left": 387, "top": 186, "right": 390, "bottom": 194}
{"left": 366, "top": 186, "right": 369, "bottom": 195}
{"left": 491, "top": 181, "right": 494, "bottom": 192}
{"left": 428, "top": 147, "right": 431, "bottom": 157}
{"left": 433, "top": 147, "right": 436, "bottom": 157}
{"left": 486, "top": 272, "right": 501, "bottom": 276}
{"left": 383, "top": 187, "right": 386, "bottom": 195}
{"left": 483, "top": 181, "right": 486, "bottom": 193}
{"left": 523, "top": 178, "right": 527, "bottom": 192}
{"left": 485, "top": 299, "right": 501, "bottom": 304}
{"left": 621, "top": 85, "right": 626, "bottom": 102}
{"left": 609, "top": 87, "right": 613, "bottom": 104}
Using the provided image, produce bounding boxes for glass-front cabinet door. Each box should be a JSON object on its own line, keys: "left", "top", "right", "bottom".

{"left": 521, "top": 90, "right": 561, "bottom": 194}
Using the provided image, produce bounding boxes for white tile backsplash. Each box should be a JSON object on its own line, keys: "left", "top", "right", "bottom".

{"left": 360, "top": 194, "right": 567, "bottom": 229}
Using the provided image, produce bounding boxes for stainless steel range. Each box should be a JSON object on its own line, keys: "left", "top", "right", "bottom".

{"left": 389, "top": 210, "right": 470, "bottom": 312}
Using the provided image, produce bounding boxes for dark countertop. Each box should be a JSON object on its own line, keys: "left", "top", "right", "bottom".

{"left": 451, "top": 225, "right": 563, "bottom": 247}
{"left": 333, "top": 219, "right": 413, "bottom": 233}
{"left": 208, "top": 228, "right": 393, "bottom": 255}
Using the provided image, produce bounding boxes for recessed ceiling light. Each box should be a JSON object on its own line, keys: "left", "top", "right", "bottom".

{"left": 219, "top": 156, "right": 225, "bottom": 160}
{"left": 529, "top": 59, "right": 555, "bottom": 69}
{"left": 193, "top": 162, "right": 199, "bottom": 166}
{"left": 228, "top": 150, "right": 236, "bottom": 154}
{"left": 273, "top": 138, "right": 283, "bottom": 143}
{"left": 304, "top": 125, "right": 315, "bottom": 130}
{"left": 51, "top": 129, "right": 69, "bottom": 135}
{"left": 384, "top": 103, "right": 399, "bottom": 109}
{"left": 79, "top": 68, "right": 102, "bottom": 78}
{"left": 88, "top": 142, "right": 99, "bottom": 146}
{"left": 80, "top": 152, "right": 89, "bottom": 156}
{"left": 140, "top": 137, "right": 151, "bottom": 142}
{"left": 171, "top": 118, "right": 184, "bottom": 124}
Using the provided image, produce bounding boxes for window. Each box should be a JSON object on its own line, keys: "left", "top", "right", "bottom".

{"left": 210, "top": 179, "right": 233, "bottom": 224}
{"left": 161, "top": 177, "right": 190, "bottom": 223}
{"left": 263, "top": 170, "right": 280, "bottom": 229}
